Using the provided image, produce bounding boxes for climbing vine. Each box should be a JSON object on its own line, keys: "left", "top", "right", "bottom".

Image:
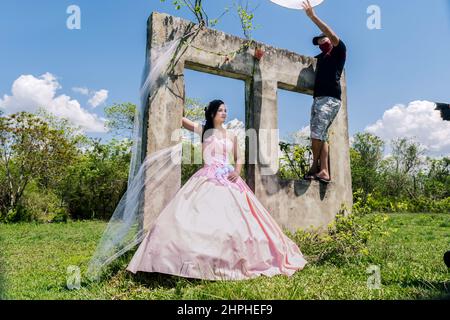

{"left": 160, "top": 0, "right": 263, "bottom": 67}
{"left": 160, "top": 0, "right": 209, "bottom": 26}
{"left": 234, "top": 0, "right": 260, "bottom": 41}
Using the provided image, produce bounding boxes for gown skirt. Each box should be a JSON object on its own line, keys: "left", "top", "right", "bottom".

{"left": 126, "top": 135, "right": 307, "bottom": 280}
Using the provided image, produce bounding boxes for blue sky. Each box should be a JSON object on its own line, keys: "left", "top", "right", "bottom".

{"left": 1, "top": 0, "right": 449, "bottom": 154}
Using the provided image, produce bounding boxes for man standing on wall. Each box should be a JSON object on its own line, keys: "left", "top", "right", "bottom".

{"left": 302, "top": 0, "right": 347, "bottom": 183}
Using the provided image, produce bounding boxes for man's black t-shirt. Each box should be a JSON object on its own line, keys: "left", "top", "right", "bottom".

{"left": 313, "top": 39, "right": 347, "bottom": 100}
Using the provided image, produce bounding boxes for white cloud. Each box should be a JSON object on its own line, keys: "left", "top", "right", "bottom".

{"left": 0, "top": 73, "right": 106, "bottom": 133}
{"left": 72, "top": 87, "right": 89, "bottom": 95}
{"left": 281, "top": 126, "right": 311, "bottom": 146}
{"left": 88, "top": 89, "right": 109, "bottom": 108}
{"left": 365, "top": 100, "right": 450, "bottom": 156}
{"left": 72, "top": 86, "right": 109, "bottom": 108}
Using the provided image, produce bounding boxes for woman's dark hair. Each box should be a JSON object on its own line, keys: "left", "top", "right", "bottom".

{"left": 202, "top": 99, "right": 225, "bottom": 142}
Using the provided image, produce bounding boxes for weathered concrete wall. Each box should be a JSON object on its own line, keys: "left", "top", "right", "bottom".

{"left": 143, "top": 11, "right": 353, "bottom": 233}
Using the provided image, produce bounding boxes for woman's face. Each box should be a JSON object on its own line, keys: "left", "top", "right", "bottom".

{"left": 213, "top": 104, "right": 227, "bottom": 123}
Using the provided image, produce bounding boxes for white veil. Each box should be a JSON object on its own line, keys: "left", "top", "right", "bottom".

{"left": 86, "top": 38, "right": 184, "bottom": 281}
{"left": 128, "top": 38, "right": 182, "bottom": 184}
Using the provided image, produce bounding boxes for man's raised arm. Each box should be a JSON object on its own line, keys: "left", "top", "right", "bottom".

{"left": 302, "top": 0, "right": 340, "bottom": 46}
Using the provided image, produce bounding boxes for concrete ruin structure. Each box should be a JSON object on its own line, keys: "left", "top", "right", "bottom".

{"left": 142, "top": 12, "right": 352, "bottom": 233}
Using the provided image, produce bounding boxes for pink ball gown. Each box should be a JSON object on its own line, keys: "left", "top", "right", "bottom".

{"left": 126, "top": 133, "right": 307, "bottom": 281}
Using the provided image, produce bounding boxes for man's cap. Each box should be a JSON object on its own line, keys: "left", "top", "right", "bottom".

{"left": 312, "top": 33, "right": 327, "bottom": 45}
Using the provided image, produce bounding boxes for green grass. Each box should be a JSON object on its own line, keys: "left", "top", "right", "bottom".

{"left": 0, "top": 213, "right": 449, "bottom": 300}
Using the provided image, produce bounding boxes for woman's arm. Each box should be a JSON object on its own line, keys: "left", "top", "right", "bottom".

{"left": 182, "top": 117, "right": 203, "bottom": 136}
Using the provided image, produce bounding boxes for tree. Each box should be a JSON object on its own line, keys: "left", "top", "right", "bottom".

{"left": 104, "top": 103, "right": 137, "bottom": 139}
{"left": 350, "top": 132, "right": 384, "bottom": 199}
{"left": 34, "top": 108, "right": 85, "bottom": 190}
{"left": 279, "top": 142, "right": 312, "bottom": 180}
{"left": 183, "top": 98, "right": 205, "bottom": 122}
{"left": 391, "top": 138, "right": 425, "bottom": 176}
{"left": 421, "top": 157, "right": 450, "bottom": 200}
{"left": 377, "top": 138, "right": 426, "bottom": 199}
{"left": 61, "top": 138, "right": 132, "bottom": 220}
{"left": 0, "top": 112, "right": 78, "bottom": 219}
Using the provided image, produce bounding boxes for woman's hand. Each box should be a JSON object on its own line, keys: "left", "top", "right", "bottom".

{"left": 227, "top": 171, "right": 240, "bottom": 183}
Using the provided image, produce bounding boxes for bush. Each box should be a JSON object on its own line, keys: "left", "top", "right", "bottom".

{"left": 50, "top": 208, "right": 69, "bottom": 223}
{"left": 61, "top": 138, "right": 130, "bottom": 220}
{"left": 352, "top": 188, "right": 450, "bottom": 214}
{"left": 409, "top": 196, "right": 450, "bottom": 214}
{"left": 286, "top": 205, "right": 389, "bottom": 264}
{"left": 4, "top": 206, "right": 27, "bottom": 223}
{"left": 352, "top": 189, "right": 375, "bottom": 215}
{"left": 6, "top": 181, "right": 69, "bottom": 223}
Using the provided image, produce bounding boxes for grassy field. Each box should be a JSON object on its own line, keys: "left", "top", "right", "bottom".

{"left": 0, "top": 213, "right": 449, "bottom": 300}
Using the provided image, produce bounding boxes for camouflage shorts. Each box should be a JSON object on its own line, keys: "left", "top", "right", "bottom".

{"left": 310, "top": 96, "right": 341, "bottom": 141}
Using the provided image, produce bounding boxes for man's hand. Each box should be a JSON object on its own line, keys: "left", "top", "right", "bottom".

{"left": 301, "top": 0, "right": 340, "bottom": 47}
{"left": 302, "top": 0, "right": 316, "bottom": 19}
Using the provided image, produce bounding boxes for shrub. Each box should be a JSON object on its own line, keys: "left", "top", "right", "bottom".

{"left": 50, "top": 208, "right": 69, "bottom": 223}
{"left": 61, "top": 138, "right": 130, "bottom": 220}
{"left": 286, "top": 205, "right": 389, "bottom": 264}
{"left": 6, "top": 181, "right": 69, "bottom": 223}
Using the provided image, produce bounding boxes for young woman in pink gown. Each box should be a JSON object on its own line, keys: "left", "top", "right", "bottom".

{"left": 126, "top": 100, "right": 307, "bottom": 280}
